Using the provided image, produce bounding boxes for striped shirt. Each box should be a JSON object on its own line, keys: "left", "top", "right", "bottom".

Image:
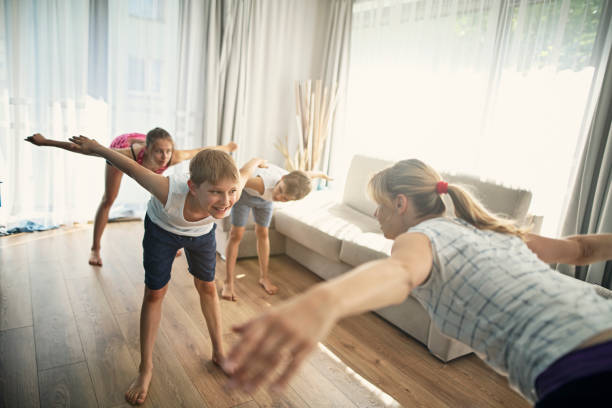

{"left": 409, "top": 217, "right": 612, "bottom": 403}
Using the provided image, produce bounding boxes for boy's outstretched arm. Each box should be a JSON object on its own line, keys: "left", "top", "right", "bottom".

{"left": 170, "top": 141, "right": 239, "bottom": 166}
{"left": 305, "top": 171, "right": 333, "bottom": 181}
{"left": 69, "top": 136, "right": 169, "bottom": 205}
{"left": 26, "top": 133, "right": 91, "bottom": 154}
{"left": 526, "top": 233, "right": 612, "bottom": 265}
{"left": 238, "top": 158, "right": 267, "bottom": 190}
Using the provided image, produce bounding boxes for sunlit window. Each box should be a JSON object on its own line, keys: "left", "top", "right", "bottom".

{"left": 346, "top": 0, "right": 608, "bottom": 235}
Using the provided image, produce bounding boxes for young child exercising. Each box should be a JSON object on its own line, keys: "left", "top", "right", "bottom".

{"left": 60, "top": 135, "right": 264, "bottom": 406}
{"left": 25, "top": 129, "right": 237, "bottom": 266}
{"left": 224, "top": 158, "right": 612, "bottom": 406}
{"left": 222, "top": 163, "right": 331, "bottom": 300}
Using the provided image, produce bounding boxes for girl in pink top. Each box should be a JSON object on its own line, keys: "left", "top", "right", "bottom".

{"left": 26, "top": 127, "right": 237, "bottom": 266}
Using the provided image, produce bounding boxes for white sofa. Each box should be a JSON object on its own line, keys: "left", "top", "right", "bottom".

{"left": 217, "top": 155, "right": 540, "bottom": 362}
{"left": 274, "top": 155, "right": 540, "bottom": 362}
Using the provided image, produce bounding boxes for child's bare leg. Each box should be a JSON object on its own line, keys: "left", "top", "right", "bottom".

{"left": 194, "top": 278, "right": 226, "bottom": 368}
{"left": 255, "top": 225, "right": 277, "bottom": 295}
{"left": 90, "top": 164, "right": 122, "bottom": 266}
{"left": 125, "top": 284, "right": 168, "bottom": 405}
{"left": 223, "top": 226, "right": 244, "bottom": 301}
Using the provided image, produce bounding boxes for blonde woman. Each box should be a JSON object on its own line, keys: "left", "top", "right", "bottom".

{"left": 223, "top": 159, "right": 612, "bottom": 407}
{"left": 26, "top": 129, "right": 237, "bottom": 266}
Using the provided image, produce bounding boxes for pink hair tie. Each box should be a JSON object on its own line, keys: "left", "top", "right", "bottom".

{"left": 436, "top": 181, "right": 448, "bottom": 195}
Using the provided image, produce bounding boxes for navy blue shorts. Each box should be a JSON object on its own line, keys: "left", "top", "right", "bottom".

{"left": 143, "top": 214, "right": 217, "bottom": 290}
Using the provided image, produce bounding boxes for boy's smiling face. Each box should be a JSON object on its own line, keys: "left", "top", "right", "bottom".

{"left": 189, "top": 178, "right": 239, "bottom": 218}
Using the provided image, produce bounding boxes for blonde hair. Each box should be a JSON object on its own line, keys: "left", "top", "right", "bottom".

{"left": 189, "top": 149, "right": 240, "bottom": 186}
{"left": 282, "top": 171, "right": 312, "bottom": 200}
{"left": 368, "top": 159, "right": 530, "bottom": 237}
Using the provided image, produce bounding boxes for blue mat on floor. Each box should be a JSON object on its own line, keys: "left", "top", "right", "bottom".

{"left": 0, "top": 221, "right": 59, "bottom": 236}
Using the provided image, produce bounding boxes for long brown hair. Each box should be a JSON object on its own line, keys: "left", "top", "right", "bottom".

{"left": 368, "top": 159, "right": 530, "bottom": 237}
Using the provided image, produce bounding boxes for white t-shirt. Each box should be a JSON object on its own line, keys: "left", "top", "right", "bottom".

{"left": 147, "top": 173, "right": 226, "bottom": 237}
{"left": 243, "top": 164, "right": 288, "bottom": 202}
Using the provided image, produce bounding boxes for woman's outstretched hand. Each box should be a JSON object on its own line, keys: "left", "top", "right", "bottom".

{"left": 224, "top": 291, "right": 335, "bottom": 393}
{"left": 24, "top": 133, "right": 47, "bottom": 146}
{"left": 68, "top": 135, "right": 102, "bottom": 155}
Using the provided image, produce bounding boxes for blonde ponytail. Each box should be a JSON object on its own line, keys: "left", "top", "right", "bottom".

{"left": 369, "top": 159, "right": 530, "bottom": 238}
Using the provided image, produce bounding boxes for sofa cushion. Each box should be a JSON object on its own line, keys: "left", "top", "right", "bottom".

{"left": 340, "top": 232, "right": 393, "bottom": 266}
{"left": 443, "top": 173, "right": 532, "bottom": 220}
{"left": 275, "top": 199, "right": 381, "bottom": 262}
{"left": 342, "top": 155, "right": 393, "bottom": 217}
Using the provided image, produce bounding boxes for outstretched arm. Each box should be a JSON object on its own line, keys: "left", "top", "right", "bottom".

{"left": 238, "top": 158, "right": 267, "bottom": 190}
{"left": 224, "top": 232, "right": 432, "bottom": 392}
{"left": 25, "top": 133, "right": 133, "bottom": 159}
{"left": 526, "top": 233, "right": 612, "bottom": 265}
{"left": 305, "top": 171, "right": 333, "bottom": 181}
{"left": 169, "top": 141, "right": 239, "bottom": 166}
{"left": 68, "top": 136, "right": 169, "bottom": 205}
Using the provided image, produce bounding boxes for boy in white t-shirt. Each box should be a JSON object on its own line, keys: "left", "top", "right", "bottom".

{"left": 222, "top": 163, "right": 331, "bottom": 300}
{"left": 63, "top": 135, "right": 265, "bottom": 406}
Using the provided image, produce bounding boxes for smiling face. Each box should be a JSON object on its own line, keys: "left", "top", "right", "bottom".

{"left": 189, "top": 178, "right": 239, "bottom": 219}
{"left": 148, "top": 139, "right": 173, "bottom": 168}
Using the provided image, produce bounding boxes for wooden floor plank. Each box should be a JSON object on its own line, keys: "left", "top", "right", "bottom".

{"left": 66, "top": 276, "right": 137, "bottom": 407}
{"left": 0, "top": 326, "right": 40, "bottom": 408}
{"left": 0, "top": 261, "right": 33, "bottom": 331}
{"left": 161, "top": 289, "right": 253, "bottom": 408}
{"left": 116, "top": 311, "right": 209, "bottom": 408}
{"left": 38, "top": 362, "right": 98, "bottom": 408}
{"left": 29, "top": 259, "right": 85, "bottom": 371}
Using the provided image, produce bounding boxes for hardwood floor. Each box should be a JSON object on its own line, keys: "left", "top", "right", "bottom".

{"left": 0, "top": 221, "right": 530, "bottom": 407}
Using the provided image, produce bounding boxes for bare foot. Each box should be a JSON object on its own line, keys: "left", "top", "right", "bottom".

{"left": 213, "top": 352, "right": 232, "bottom": 375}
{"left": 226, "top": 141, "right": 238, "bottom": 152}
{"left": 175, "top": 249, "right": 182, "bottom": 258}
{"left": 259, "top": 278, "right": 278, "bottom": 295}
{"left": 125, "top": 369, "right": 153, "bottom": 405}
{"left": 88, "top": 249, "right": 103, "bottom": 266}
{"left": 221, "top": 284, "right": 238, "bottom": 301}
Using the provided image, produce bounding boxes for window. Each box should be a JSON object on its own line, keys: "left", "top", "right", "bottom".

{"left": 346, "top": 0, "right": 609, "bottom": 235}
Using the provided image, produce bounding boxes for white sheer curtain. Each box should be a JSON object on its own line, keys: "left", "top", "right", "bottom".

{"left": 346, "top": 0, "right": 610, "bottom": 236}
{"left": 0, "top": 0, "right": 206, "bottom": 226}
{"left": 0, "top": 0, "right": 100, "bottom": 227}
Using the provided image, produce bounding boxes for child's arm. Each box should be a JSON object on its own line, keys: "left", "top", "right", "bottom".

{"left": 305, "top": 171, "right": 333, "bottom": 181}
{"left": 526, "top": 233, "right": 612, "bottom": 265}
{"left": 26, "top": 133, "right": 133, "bottom": 159}
{"left": 69, "top": 136, "right": 169, "bottom": 205}
{"left": 169, "top": 141, "right": 239, "bottom": 166}
{"left": 238, "top": 158, "right": 267, "bottom": 190}
{"left": 224, "top": 232, "right": 432, "bottom": 391}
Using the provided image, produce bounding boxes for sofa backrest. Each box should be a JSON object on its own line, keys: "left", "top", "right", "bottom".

{"left": 343, "top": 155, "right": 393, "bottom": 217}
{"left": 342, "top": 155, "right": 532, "bottom": 222}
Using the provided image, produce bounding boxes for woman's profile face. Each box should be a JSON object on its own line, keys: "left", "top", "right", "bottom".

{"left": 148, "top": 139, "right": 173, "bottom": 168}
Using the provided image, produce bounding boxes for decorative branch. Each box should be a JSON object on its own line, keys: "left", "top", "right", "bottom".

{"left": 277, "top": 79, "right": 340, "bottom": 172}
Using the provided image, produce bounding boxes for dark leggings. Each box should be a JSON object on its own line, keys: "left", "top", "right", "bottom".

{"left": 535, "top": 370, "right": 612, "bottom": 407}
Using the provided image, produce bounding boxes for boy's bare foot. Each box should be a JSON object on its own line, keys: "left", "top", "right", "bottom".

{"left": 125, "top": 369, "right": 153, "bottom": 405}
{"left": 221, "top": 284, "right": 238, "bottom": 301}
{"left": 259, "top": 278, "right": 278, "bottom": 295}
{"left": 175, "top": 249, "right": 182, "bottom": 258}
{"left": 88, "top": 250, "right": 103, "bottom": 266}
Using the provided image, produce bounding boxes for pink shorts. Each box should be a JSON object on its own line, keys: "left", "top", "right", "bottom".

{"left": 109, "top": 133, "right": 146, "bottom": 149}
